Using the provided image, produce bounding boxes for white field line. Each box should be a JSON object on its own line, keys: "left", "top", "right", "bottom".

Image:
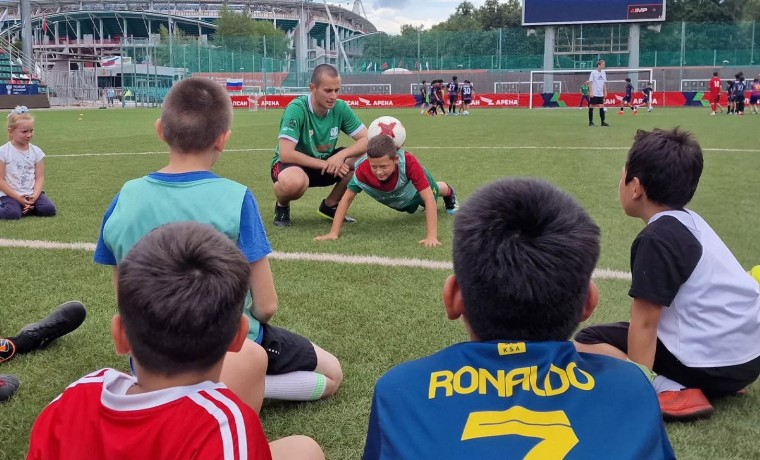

{"left": 0, "top": 238, "right": 632, "bottom": 281}
{"left": 44, "top": 146, "right": 760, "bottom": 158}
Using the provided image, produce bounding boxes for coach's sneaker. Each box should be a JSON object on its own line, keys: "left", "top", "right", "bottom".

{"left": 0, "top": 338, "right": 16, "bottom": 364}
{"left": 274, "top": 203, "right": 291, "bottom": 227}
{"left": 588, "top": 122, "right": 595, "bottom": 127}
{"left": 11, "top": 301, "right": 86, "bottom": 354}
{"left": 658, "top": 388, "right": 715, "bottom": 421}
{"left": 318, "top": 199, "right": 356, "bottom": 223}
{"left": 601, "top": 122, "right": 610, "bottom": 127}
{"left": 443, "top": 187, "right": 459, "bottom": 215}
{"left": 0, "top": 375, "right": 20, "bottom": 402}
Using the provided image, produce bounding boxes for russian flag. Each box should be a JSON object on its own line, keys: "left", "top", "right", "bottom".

{"left": 226, "top": 78, "right": 243, "bottom": 91}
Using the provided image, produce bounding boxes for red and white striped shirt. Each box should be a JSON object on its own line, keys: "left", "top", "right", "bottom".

{"left": 28, "top": 369, "right": 272, "bottom": 460}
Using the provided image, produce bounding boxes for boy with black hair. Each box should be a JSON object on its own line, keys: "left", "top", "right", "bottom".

{"left": 94, "top": 77, "right": 342, "bottom": 413}
{"left": 363, "top": 178, "right": 674, "bottom": 459}
{"left": 576, "top": 128, "right": 760, "bottom": 421}
{"left": 732, "top": 73, "right": 746, "bottom": 115}
{"left": 315, "top": 134, "right": 458, "bottom": 247}
{"left": 750, "top": 76, "right": 760, "bottom": 114}
{"left": 419, "top": 80, "right": 429, "bottom": 115}
{"left": 618, "top": 77, "right": 636, "bottom": 114}
{"left": 459, "top": 80, "right": 473, "bottom": 115}
{"left": 708, "top": 71, "right": 723, "bottom": 115}
{"left": 31, "top": 222, "right": 324, "bottom": 459}
{"left": 446, "top": 76, "right": 459, "bottom": 114}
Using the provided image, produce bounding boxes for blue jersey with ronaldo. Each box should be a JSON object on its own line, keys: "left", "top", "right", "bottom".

{"left": 363, "top": 341, "right": 674, "bottom": 460}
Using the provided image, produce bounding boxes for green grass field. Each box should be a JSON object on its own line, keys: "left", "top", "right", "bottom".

{"left": 1, "top": 105, "right": 759, "bottom": 459}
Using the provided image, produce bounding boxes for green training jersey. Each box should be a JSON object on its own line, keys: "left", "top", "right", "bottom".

{"left": 272, "top": 95, "right": 364, "bottom": 168}
{"left": 580, "top": 84, "right": 590, "bottom": 96}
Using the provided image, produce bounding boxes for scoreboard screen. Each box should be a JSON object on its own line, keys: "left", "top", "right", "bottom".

{"left": 523, "top": 0, "right": 666, "bottom": 26}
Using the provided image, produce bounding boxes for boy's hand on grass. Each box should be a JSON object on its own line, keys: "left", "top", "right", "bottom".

{"left": 419, "top": 237, "right": 442, "bottom": 248}
{"left": 315, "top": 233, "right": 339, "bottom": 242}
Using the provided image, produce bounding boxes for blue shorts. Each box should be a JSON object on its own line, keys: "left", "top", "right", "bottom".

{"left": 751, "top": 95, "right": 760, "bottom": 104}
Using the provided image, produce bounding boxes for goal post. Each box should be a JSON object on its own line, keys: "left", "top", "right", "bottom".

{"left": 528, "top": 68, "right": 655, "bottom": 109}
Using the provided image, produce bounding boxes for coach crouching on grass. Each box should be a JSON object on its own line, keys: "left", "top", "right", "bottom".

{"left": 270, "top": 64, "right": 368, "bottom": 228}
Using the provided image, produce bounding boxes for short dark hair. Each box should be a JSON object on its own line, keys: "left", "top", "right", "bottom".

{"left": 452, "top": 178, "right": 600, "bottom": 342}
{"left": 597, "top": 59, "right": 605, "bottom": 66}
{"left": 367, "top": 135, "right": 397, "bottom": 159}
{"left": 713, "top": 71, "right": 719, "bottom": 77}
{"left": 452, "top": 76, "right": 458, "bottom": 80}
{"left": 421, "top": 80, "right": 427, "bottom": 84}
{"left": 625, "top": 128, "right": 703, "bottom": 209}
{"left": 311, "top": 64, "right": 339, "bottom": 86}
{"left": 117, "top": 222, "right": 249, "bottom": 375}
{"left": 160, "top": 78, "right": 232, "bottom": 154}
{"left": 625, "top": 78, "right": 631, "bottom": 82}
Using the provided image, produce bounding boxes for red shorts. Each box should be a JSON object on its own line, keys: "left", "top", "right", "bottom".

{"left": 709, "top": 92, "right": 721, "bottom": 103}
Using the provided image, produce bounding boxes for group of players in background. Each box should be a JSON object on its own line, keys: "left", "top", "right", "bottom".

{"left": 419, "top": 76, "right": 474, "bottom": 116}
{"left": 579, "top": 77, "right": 654, "bottom": 114}
{"left": 708, "top": 71, "right": 760, "bottom": 116}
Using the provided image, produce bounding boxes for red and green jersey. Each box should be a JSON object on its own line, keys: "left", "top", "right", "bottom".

{"left": 272, "top": 95, "right": 364, "bottom": 167}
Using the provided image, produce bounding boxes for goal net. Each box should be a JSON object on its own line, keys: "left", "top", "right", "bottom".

{"left": 528, "top": 68, "right": 655, "bottom": 109}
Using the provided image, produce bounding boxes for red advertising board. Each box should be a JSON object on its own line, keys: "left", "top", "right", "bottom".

{"left": 231, "top": 92, "right": 717, "bottom": 109}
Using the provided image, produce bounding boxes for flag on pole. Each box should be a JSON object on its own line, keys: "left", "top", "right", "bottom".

{"left": 226, "top": 78, "right": 243, "bottom": 91}
{"left": 41, "top": 12, "right": 47, "bottom": 33}
{"left": 366, "top": 61, "right": 373, "bottom": 72}
{"left": 380, "top": 62, "right": 388, "bottom": 71}
{"left": 360, "top": 62, "right": 367, "bottom": 71}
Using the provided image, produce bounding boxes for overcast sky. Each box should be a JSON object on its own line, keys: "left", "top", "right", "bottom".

{"left": 339, "top": 0, "right": 489, "bottom": 35}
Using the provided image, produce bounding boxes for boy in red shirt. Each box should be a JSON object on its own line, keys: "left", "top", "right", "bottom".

{"left": 708, "top": 72, "right": 724, "bottom": 115}
{"left": 315, "top": 134, "right": 458, "bottom": 247}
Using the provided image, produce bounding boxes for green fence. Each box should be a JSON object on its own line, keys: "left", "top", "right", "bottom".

{"left": 140, "top": 22, "right": 760, "bottom": 78}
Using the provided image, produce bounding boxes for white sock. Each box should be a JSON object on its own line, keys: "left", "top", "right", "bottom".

{"left": 653, "top": 375, "right": 686, "bottom": 393}
{"left": 264, "top": 371, "right": 327, "bottom": 401}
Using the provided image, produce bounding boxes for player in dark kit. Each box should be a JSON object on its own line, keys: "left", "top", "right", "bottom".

{"left": 459, "top": 80, "right": 473, "bottom": 115}
{"left": 726, "top": 79, "right": 735, "bottom": 114}
{"left": 447, "top": 76, "right": 459, "bottom": 115}
{"left": 732, "top": 74, "right": 746, "bottom": 115}
{"left": 618, "top": 78, "right": 637, "bottom": 115}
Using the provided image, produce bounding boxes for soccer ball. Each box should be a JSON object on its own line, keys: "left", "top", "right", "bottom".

{"left": 367, "top": 116, "right": 406, "bottom": 148}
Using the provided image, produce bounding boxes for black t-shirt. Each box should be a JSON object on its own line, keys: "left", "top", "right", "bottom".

{"left": 629, "top": 214, "right": 703, "bottom": 306}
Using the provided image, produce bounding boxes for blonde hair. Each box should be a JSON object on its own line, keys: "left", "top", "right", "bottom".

{"left": 7, "top": 106, "right": 33, "bottom": 140}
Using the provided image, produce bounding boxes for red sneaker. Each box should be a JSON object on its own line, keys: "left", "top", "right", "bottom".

{"left": 658, "top": 388, "right": 715, "bottom": 421}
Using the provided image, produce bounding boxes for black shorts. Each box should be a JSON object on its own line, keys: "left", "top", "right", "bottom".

{"left": 751, "top": 95, "right": 760, "bottom": 104}
{"left": 623, "top": 96, "right": 632, "bottom": 103}
{"left": 462, "top": 97, "right": 472, "bottom": 104}
{"left": 590, "top": 96, "right": 605, "bottom": 105}
{"left": 575, "top": 322, "right": 760, "bottom": 397}
{"left": 448, "top": 94, "right": 457, "bottom": 104}
{"left": 260, "top": 323, "right": 318, "bottom": 375}
{"left": 271, "top": 161, "right": 342, "bottom": 188}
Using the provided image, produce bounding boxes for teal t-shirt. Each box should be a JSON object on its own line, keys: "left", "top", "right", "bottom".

{"left": 272, "top": 95, "right": 364, "bottom": 167}
{"left": 580, "top": 84, "right": 590, "bottom": 96}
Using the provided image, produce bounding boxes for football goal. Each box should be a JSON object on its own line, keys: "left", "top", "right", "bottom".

{"left": 528, "top": 68, "right": 655, "bottom": 109}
